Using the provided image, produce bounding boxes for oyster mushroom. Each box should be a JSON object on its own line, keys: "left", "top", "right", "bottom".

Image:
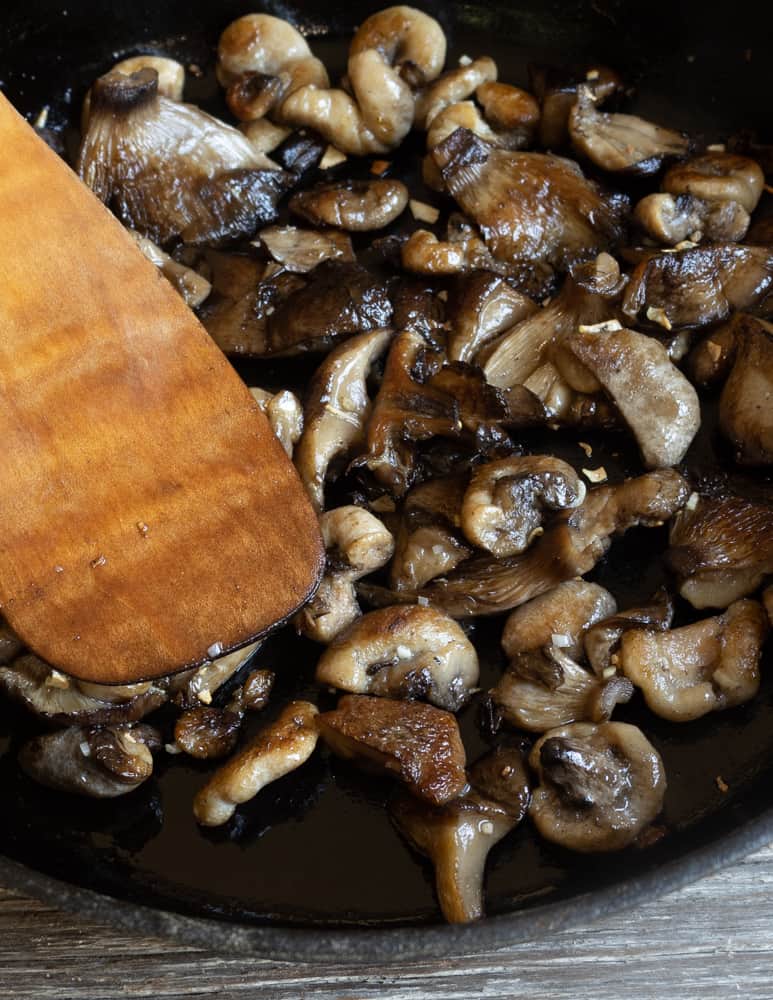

{"left": 128, "top": 231, "right": 212, "bottom": 308}
{"left": 529, "top": 62, "right": 623, "bottom": 149}
{"left": 170, "top": 642, "right": 261, "bottom": 710}
{"left": 569, "top": 85, "right": 690, "bottom": 174}
{"left": 256, "top": 225, "right": 354, "bottom": 273}
{"left": 565, "top": 324, "right": 700, "bottom": 468}
{"left": 622, "top": 243, "right": 773, "bottom": 330}
{"left": 415, "top": 56, "right": 498, "bottom": 129}
{"left": 0, "top": 655, "right": 166, "bottom": 725}
{"left": 633, "top": 193, "right": 750, "bottom": 245}
{"left": 400, "top": 228, "right": 499, "bottom": 277}
{"left": 248, "top": 387, "right": 303, "bottom": 458}
{"left": 433, "top": 128, "right": 627, "bottom": 278}
{"left": 663, "top": 152, "right": 765, "bottom": 214}
{"left": 296, "top": 506, "right": 395, "bottom": 643}
{"left": 583, "top": 589, "right": 674, "bottom": 677}
{"left": 19, "top": 723, "right": 160, "bottom": 798}
{"left": 315, "top": 604, "right": 479, "bottom": 711}
{"left": 447, "top": 272, "right": 538, "bottom": 363}
{"left": 316, "top": 694, "right": 466, "bottom": 805}
{"left": 666, "top": 495, "right": 773, "bottom": 609}
{"left": 529, "top": 722, "right": 666, "bottom": 852}
{"left": 193, "top": 700, "right": 319, "bottom": 826}
{"left": 78, "top": 68, "right": 291, "bottom": 246}
{"left": 619, "top": 599, "right": 769, "bottom": 722}
{"left": 492, "top": 645, "right": 633, "bottom": 732}
{"left": 502, "top": 580, "right": 617, "bottom": 662}
{"left": 174, "top": 705, "right": 244, "bottom": 760}
{"left": 461, "top": 455, "right": 586, "bottom": 558}
{"left": 239, "top": 118, "right": 291, "bottom": 155}
{"left": 81, "top": 54, "right": 186, "bottom": 130}
{"left": 717, "top": 315, "right": 773, "bottom": 465}
{"left": 426, "top": 87, "right": 537, "bottom": 155}
{"left": 391, "top": 744, "right": 530, "bottom": 923}
{"left": 290, "top": 179, "right": 409, "bottom": 231}
{"left": 294, "top": 327, "right": 392, "bottom": 512}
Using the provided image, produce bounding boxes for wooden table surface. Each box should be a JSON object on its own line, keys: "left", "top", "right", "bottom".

{"left": 2, "top": 843, "right": 773, "bottom": 999}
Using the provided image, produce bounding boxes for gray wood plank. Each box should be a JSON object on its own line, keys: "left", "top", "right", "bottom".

{"left": 2, "top": 843, "right": 773, "bottom": 1000}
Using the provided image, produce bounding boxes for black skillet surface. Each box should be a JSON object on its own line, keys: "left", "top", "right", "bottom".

{"left": 0, "top": 0, "right": 772, "bottom": 962}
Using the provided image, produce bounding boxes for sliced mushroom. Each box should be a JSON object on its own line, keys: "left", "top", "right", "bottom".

{"left": 390, "top": 474, "right": 471, "bottom": 591}
{"left": 502, "top": 580, "right": 617, "bottom": 662}
{"left": 193, "top": 701, "right": 319, "bottom": 826}
{"left": 569, "top": 85, "right": 690, "bottom": 174}
{"left": 415, "top": 56, "right": 498, "bottom": 129}
{"left": 391, "top": 745, "right": 529, "bottom": 923}
{"left": 619, "top": 599, "right": 769, "bottom": 722}
{"left": 247, "top": 387, "right": 303, "bottom": 458}
{"left": 81, "top": 54, "right": 186, "bottom": 130}
{"left": 290, "top": 179, "right": 409, "bottom": 231}
{"left": 294, "top": 328, "right": 392, "bottom": 512}
{"left": 316, "top": 604, "right": 479, "bottom": 711}
{"left": 170, "top": 641, "right": 261, "bottom": 709}
{"left": 622, "top": 243, "right": 773, "bottom": 330}
{"left": 239, "top": 118, "right": 292, "bottom": 155}
{"left": 256, "top": 225, "right": 354, "bottom": 273}
{"left": 583, "top": 588, "right": 674, "bottom": 677}
{"left": 529, "top": 721, "right": 666, "bottom": 851}
{"left": 362, "top": 469, "right": 689, "bottom": 617}
{"left": 529, "top": 63, "right": 623, "bottom": 149}
{"left": 461, "top": 455, "right": 586, "bottom": 558}
{"left": 718, "top": 315, "right": 773, "bottom": 465}
{"left": 633, "top": 193, "right": 750, "bottom": 245}
{"left": 174, "top": 706, "right": 243, "bottom": 760}
{"left": 391, "top": 280, "right": 446, "bottom": 346}
{"left": 400, "top": 228, "right": 499, "bottom": 276}
{"left": 447, "top": 272, "right": 538, "bottom": 363}
{"left": 433, "top": 128, "right": 626, "bottom": 277}
{"left": 19, "top": 724, "right": 159, "bottom": 798}
{"left": 316, "top": 694, "right": 466, "bottom": 805}
{"left": 663, "top": 152, "right": 765, "bottom": 214}
{"left": 476, "top": 82, "right": 540, "bottom": 144}
{"left": 78, "top": 69, "right": 290, "bottom": 246}
{"left": 0, "top": 655, "right": 167, "bottom": 725}
{"left": 565, "top": 324, "right": 700, "bottom": 468}
{"left": 296, "top": 506, "right": 395, "bottom": 643}
{"left": 666, "top": 495, "right": 773, "bottom": 609}
{"left": 493, "top": 645, "right": 633, "bottom": 732}
{"left": 128, "top": 231, "right": 212, "bottom": 308}
{"left": 687, "top": 313, "right": 744, "bottom": 387}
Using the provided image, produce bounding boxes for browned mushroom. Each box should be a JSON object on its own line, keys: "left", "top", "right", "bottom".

{"left": 583, "top": 589, "right": 674, "bottom": 677}
{"left": 529, "top": 721, "right": 666, "bottom": 851}
{"left": 256, "top": 225, "right": 355, "bottom": 273}
{"left": 622, "top": 244, "right": 773, "bottom": 330}
{"left": 19, "top": 723, "right": 160, "bottom": 798}
{"left": 128, "top": 231, "right": 212, "bottom": 307}
{"left": 290, "top": 179, "right": 409, "bottom": 231}
{"left": 316, "top": 694, "right": 466, "bottom": 805}
{"left": 447, "top": 272, "right": 538, "bottom": 363}
{"left": 415, "top": 56, "right": 498, "bottom": 129}
{"left": 174, "top": 706, "right": 244, "bottom": 760}
{"left": 294, "top": 328, "right": 393, "bottom": 512}
{"left": 400, "top": 228, "right": 500, "bottom": 277}
{"left": 78, "top": 68, "right": 291, "bottom": 246}
{"left": 170, "top": 642, "right": 261, "bottom": 710}
{"left": 666, "top": 494, "right": 773, "bottom": 608}
{"left": 529, "top": 63, "right": 623, "bottom": 149}
{"left": 633, "top": 193, "right": 750, "bottom": 245}
{"left": 315, "top": 604, "right": 479, "bottom": 711}
{"left": 569, "top": 85, "right": 690, "bottom": 174}
{"left": 248, "top": 387, "right": 303, "bottom": 458}
{"left": 717, "top": 316, "right": 773, "bottom": 465}
{"left": 433, "top": 128, "right": 627, "bottom": 278}
{"left": 663, "top": 152, "right": 765, "bottom": 214}
{"left": 619, "top": 599, "right": 769, "bottom": 721}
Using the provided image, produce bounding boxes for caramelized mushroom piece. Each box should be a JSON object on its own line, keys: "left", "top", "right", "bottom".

{"left": 433, "top": 128, "right": 626, "bottom": 278}
{"left": 583, "top": 589, "right": 674, "bottom": 677}
{"left": 240, "top": 118, "right": 291, "bottom": 155}
{"left": 19, "top": 724, "right": 159, "bottom": 798}
{"left": 461, "top": 456, "right": 586, "bottom": 558}
{"left": 622, "top": 244, "right": 773, "bottom": 330}
{"left": 170, "top": 642, "right": 261, "bottom": 710}
{"left": 194, "top": 701, "right": 319, "bottom": 826}
{"left": 294, "top": 328, "right": 392, "bottom": 512}
{"left": 718, "top": 316, "right": 773, "bottom": 465}
{"left": 633, "top": 193, "right": 750, "bottom": 245}
{"left": 257, "top": 225, "right": 355, "bottom": 273}
{"left": 667, "top": 495, "right": 773, "bottom": 608}
{"left": 400, "top": 228, "right": 499, "bottom": 276}
{"left": 290, "top": 179, "right": 409, "bottom": 231}
{"left": 502, "top": 580, "right": 617, "bottom": 662}
{"left": 296, "top": 506, "right": 395, "bottom": 643}
{"left": 391, "top": 745, "right": 529, "bottom": 923}
{"left": 128, "top": 231, "right": 212, "bottom": 307}
{"left": 476, "top": 82, "right": 540, "bottom": 142}
{"left": 81, "top": 54, "right": 186, "bottom": 130}
{"left": 663, "top": 152, "right": 765, "bottom": 214}
{"left": 78, "top": 69, "right": 290, "bottom": 246}
{"left": 619, "top": 599, "right": 769, "bottom": 721}
{"left": 447, "top": 272, "right": 538, "bottom": 363}
{"left": 0, "top": 655, "right": 167, "bottom": 725}
{"left": 529, "top": 722, "right": 666, "bottom": 851}
{"left": 569, "top": 85, "right": 690, "bottom": 174}
{"left": 174, "top": 706, "right": 243, "bottom": 760}
{"left": 529, "top": 63, "right": 623, "bottom": 149}
{"left": 317, "top": 694, "right": 466, "bottom": 805}
{"left": 493, "top": 645, "right": 633, "bottom": 732}
{"left": 415, "top": 56, "right": 498, "bottom": 129}
{"left": 240, "top": 669, "right": 275, "bottom": 712}
{"left": 248, "top": 387, "right": 303, "bottom": 458}
{"left": 316, "top": 604, "right": 479, "bottom": 711}
{"left": 566, "top": 324, "right": 700, "bottom": 468}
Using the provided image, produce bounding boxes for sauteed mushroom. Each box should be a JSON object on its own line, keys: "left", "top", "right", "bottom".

{"left": 128, "top": 231, "right": 212, "bottom": 308}
{"left": 257, "top": 225, "right": 354, "bottom": 273}
{"left": 529, "top": 62, "right": 623, "bottom": 149}
{"left": 296, "top": 506, "right": 395, "bottom": 643}
{"left": 415, "top": 56, "right": 498, "bottom": 129}
{"left": 170, "top": 642, "right": 261, "bottom": 710}
{"left": 290, "top": 179, "right": 409, "bottom": 231}
{"left": 316, "top": 604, "right": 479, "bottom": 710}
{"left": 583, "top": 589, "right": 674, "bottom": 677}
{"left": 81, "top": 54, "right": 186, "bottom": 130}
{"left": 447, "top": 272, "right": 537, "bottom": 363}
{"left": 619, "top": 599, "right": 769, "bottom": 721}
{"left": 633, "top": 193, "right": 750, "bottom": 245}
{"left": 248, "top": 387, "right": 303, "bottom": 458}
{"left": 717, "top": 316, "right": 773, "bottom": 465}
{"left": 663, "top": 152, "right": 765, "bottom": 214}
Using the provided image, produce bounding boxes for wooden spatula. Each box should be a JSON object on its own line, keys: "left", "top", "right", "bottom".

{"left": 0, "top": 94, "right": 324, "bottom": 685}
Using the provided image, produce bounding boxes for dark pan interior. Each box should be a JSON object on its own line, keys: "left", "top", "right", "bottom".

{"left": 0, "top": 0, "right": 771, "bottom": 944}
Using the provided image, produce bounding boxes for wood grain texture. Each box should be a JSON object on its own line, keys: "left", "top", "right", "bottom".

{"left": 2, "top": 844, "right": 773, "bottom": 999}
{"left": 0, "top": 95, "right": 323, "bottom": 683}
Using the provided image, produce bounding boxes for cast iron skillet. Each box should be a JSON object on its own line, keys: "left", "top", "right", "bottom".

{"left": 0, "top": 0, "right": 772, "bottom": 964}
